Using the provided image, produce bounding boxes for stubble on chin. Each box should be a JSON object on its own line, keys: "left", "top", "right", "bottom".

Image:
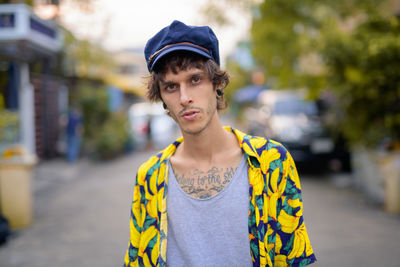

{"left": 181, "top": 104, "right": 217, "bottom": 136}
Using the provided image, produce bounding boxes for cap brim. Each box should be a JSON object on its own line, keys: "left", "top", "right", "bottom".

{"left": 149, "top": 45, "right": 213, "bottom": 71}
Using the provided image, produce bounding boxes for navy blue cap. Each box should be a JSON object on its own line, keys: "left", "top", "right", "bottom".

{"left": 145, "top": 20, "right": 220, "bottom": 72}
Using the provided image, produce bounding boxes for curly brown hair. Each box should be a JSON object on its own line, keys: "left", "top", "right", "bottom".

{"left": 147, "top": 51, "right": 229, "bottom": 110}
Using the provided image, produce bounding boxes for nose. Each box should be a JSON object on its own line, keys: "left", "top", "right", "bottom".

{"left": 179, "top": 85, "right": 193, "bottom": 106}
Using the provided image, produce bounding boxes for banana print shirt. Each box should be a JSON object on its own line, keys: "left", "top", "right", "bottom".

{"left": 124, "top": 127, "right": 317, "bottom": 267}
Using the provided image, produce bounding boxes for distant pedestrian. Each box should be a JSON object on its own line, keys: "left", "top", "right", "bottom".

{"left": 66, "top": 108, "right": 83, "bottom": 163}
{"left": 124, "top": 20, "right": 316, "bottom": 266}
{"left": 145, "top": 115, "right": 153, "bottom": 150}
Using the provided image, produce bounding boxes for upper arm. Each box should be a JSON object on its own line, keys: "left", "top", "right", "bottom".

{"left": 124, "top": 170, "right": 145, "bottom": 266}
{"left": 275, "top": 148, "right": 316, "bottom": 266}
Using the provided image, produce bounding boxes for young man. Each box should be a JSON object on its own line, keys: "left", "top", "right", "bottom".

{"left": 124, "top": 20, "right": 316, "bottom": 267}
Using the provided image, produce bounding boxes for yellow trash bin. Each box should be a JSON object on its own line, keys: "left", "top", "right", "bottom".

{"left": 379, "top": 151, "right": 400, "bottom": 214}
{"left": 0, "top": 153, "right": 37, "bottom": 229}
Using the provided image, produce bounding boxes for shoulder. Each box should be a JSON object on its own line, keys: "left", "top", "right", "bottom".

{"left": 248, "top": 135, "right": 301, "bottom": 190}
{"left": 246, "top": 133, "right": 290, "bottom": 162}
{"left": 138, "top": 154, "right": 161, "bottom": 174}
{"left": 136, "top": 141, "right": 180, "bottom": 185}
{"left": 229, "top": 127, "right": 290, "bottom": 165}
{"left": 135, "top": 154, "right": 161, "bottom": 186}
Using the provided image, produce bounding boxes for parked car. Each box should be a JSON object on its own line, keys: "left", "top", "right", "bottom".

{"left": 128, "top": 102, "right": 179, "bottom": 150}
{"left": 247, "top": 90, "right": 348, "bottom": 169}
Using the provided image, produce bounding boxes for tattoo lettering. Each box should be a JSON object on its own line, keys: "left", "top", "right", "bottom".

{"left": 176, "top": 174, "right": 195, "bottom": 186}
{"left": 175, "top": 166, "right": 238, "bottom": 199}
{"left": 223, "top": 167, "right": 235, "bottom": 184}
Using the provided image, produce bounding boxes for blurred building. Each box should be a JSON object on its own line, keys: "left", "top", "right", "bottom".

{"left": 109, "top": 48, "right": 148, "bottom": 98}
{"left": 0, "top": 3, "right": 64, "bottom": 159}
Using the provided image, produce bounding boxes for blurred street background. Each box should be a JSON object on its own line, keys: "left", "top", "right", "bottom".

{"left": 0, "top": 148, "right": 399, "bottom": 267}
{"left": 1, "top": 0, "right": 400, "bottom": 266}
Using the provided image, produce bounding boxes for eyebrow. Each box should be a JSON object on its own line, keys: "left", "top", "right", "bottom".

{"left": 161, "top": 71, "right": 206, "bottom": 85}
{"left": 189, "top": 71, "right": 206, "bottom": 77}
{"left": 159, "top": 80, "right": 175, "bottom": 88}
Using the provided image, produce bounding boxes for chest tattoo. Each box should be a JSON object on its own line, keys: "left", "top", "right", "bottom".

{"left": 174, "top": 166, "right": 237, "bottom": 199}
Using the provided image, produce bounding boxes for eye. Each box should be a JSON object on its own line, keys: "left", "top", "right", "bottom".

{"left": 192, "top": 76, "right": 201, "bottom": 84}
{"left": 164, "top": 84, "right": 177, "bottom": 92}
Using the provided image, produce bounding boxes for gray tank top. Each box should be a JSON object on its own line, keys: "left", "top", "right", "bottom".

{"left": 166, "top": 156, "right": 252, "bottom": 267}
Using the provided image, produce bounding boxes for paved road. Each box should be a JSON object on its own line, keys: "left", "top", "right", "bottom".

{"left": 0, "top": 150, "right": 399, "bottom": 267}
{"left": 301, "top": 172, "right": 400, "bottom": 267}
{"left": 0, "top": 150, "right": 155, "bottom": 267}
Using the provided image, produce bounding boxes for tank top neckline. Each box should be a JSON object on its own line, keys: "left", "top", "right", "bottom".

{"left": 168, "top": 155, "right": 246, "bottom": 201}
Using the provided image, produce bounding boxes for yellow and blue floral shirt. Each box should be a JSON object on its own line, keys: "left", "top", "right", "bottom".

{"left": 124, "top": 127, "right": 316, "bottom": 267}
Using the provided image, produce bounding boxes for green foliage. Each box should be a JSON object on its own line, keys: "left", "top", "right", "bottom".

{"left": 225, "top": 57, "right": 253, "bottom": 119}
{"left": 75, "top": 82, "right": 131, "bottom": 160}
{"left": 0, "top": 0, "right": 34, "bottom": 6}
{"left": 63, "top": 37, "right": 116, "bottom": 79}
{"left": 93, "top": 112, "right": 132, "bottom": 160}
{"left": 251, "top": 0, "right": 381, "bottom": 88}
{"left": 250, "top": 0, "right": 400, "bottom": 148}
{"left": 200, "top": 0, "right": 256, "bottom": 26}
{"left": 321, "top": 14, "right": 400, "bottom": 147}
{"left": 225, "top": 58, "right": 253, "bottom": 100}
{"left": 251, "top": 0, "right": 319, "bottom": 88}
{"left": 77, "top": 82, "right": 109, "bottom": 141}
{"left": 59, "top": 26, "right": 116, "bottom": 80}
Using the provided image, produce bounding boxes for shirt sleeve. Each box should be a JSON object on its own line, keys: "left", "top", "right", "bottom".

{"left": 124, "top": 173, "right": 142, "bottom": 267}
{"left": 274, "top": 149, "right": 317, "bottom": 266}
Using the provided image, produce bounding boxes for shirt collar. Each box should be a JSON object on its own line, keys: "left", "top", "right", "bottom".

{"left": 158, "top": 126, "right": 261, "bottom": 163}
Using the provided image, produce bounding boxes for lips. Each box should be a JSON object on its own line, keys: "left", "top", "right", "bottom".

{"left": 181, "top": 110, "right": 199, "bottom": 121}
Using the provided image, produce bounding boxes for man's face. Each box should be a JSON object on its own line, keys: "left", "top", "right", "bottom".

{"left": 159, "top": 67, "right": 218, "bottom": 136}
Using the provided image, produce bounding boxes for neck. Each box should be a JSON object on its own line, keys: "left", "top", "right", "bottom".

{"left": 178, "top": 115, "right": 234, "bottom": 163}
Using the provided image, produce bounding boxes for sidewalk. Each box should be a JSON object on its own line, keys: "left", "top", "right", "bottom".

{"left": 0, "top": 150, "right": 156, "bottom": 267}
{"left": 302, "top": 172, "right": 400, "bottom": 267}
{"left": 1, "top": 149, "right": 399, "bottom": 267}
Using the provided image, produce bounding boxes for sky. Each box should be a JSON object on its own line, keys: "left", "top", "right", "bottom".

{"left": 58, "top": 0, "right": 252, "bottom": 66}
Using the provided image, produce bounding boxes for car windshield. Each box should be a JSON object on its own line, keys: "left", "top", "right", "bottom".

{"left": 272, "top": 99, "right": 318, "bottom": 116}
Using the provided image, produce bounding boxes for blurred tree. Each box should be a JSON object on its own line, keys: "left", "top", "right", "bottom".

{"left": 94, "top": 112, "right": 131, "bottom": 160}
{"left": 61, "top": 0, "right": 93, "bottom": 13}
{"left": 76, "top": 82, "right": 131, "bottom": 160}
{"left": 201, "top": 0, "right": 256, "bottom": 26}
{"left": 251, "top": 0, "right": 377, "bottom": 88}
{"left": 201, "top": 0, "right": 261, "bottom": 104}
{"left": 77, "top": 81, "right": 109, "bottom": 141}
{"left": 252, "top": 0, "right": 306, "bottom": 88}
{"left": 253, "top": 0, "right": 383, "bottom": 85}
{"left": 251, "top": 0, "right": 400, "bottom": 147}
{"left": 224, "top": 41, "right": 255, "bottom": 99}
{"left": 58, "top": 25, "right": 116, "bottom": 80}
{"left": 321, "top": 13, "right": 400, "bottom": 147}
{"left": 60, "top": 29, "right": 123, "bottom": 160}
{"left": 0, "top": 0, "right": 34, "bottom": 5}
{"left": 225, "top": 60, "right": 253, "bottom": 99}
{"left": 224, "top": 56, "right": 252, "bottom": 115}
